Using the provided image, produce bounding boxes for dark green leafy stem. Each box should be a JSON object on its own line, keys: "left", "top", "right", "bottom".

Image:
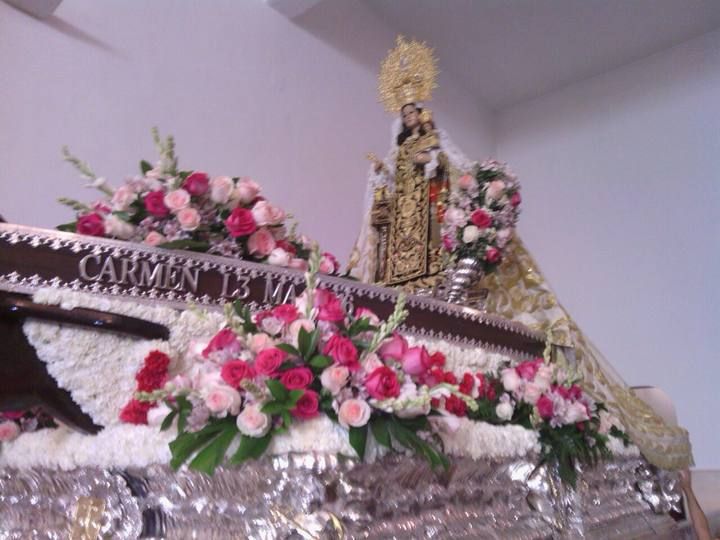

{"left": 168, "top": 417, "right": 236, "bottom": 472}
{"left": 538, "top": 424, "right": 611, "bottom": 488}
{"left": 157, "top": 239, "right": 211, "bottom": 252}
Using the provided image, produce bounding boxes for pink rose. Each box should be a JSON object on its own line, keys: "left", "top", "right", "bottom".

{"left": 183, "top": 171, "right": 210, "bottom": 196}
{"left": 280, "top": 367, "right": 313, "bottom": 390}
{"left": 319, "top": 252, "right": 339, "bottom": 274}
{"left": 163, "top": 189, "right": 191, "bottom": 212}
{"left": 444, "top": 207, "right": 466, "bottom": 227}
{"left": 177, "top": 207, "right": 201, "bottom": 231}
{"left": 457, "top": 174, "right": 477, "bottom": 190}
{"left": 377, "top": 333, "right": 408, "bottom": 361}
{"left": 76, "top": 213, "right": 106, "bottom": 237}
{"left": 247, "top": 227, "right": 276, "bottom": 256}
{"left": 320, "top": 365, "right": 350, "bottom": 395}
{"left": 365, "top": 366, "right": 401, "bottom": 400}
{"left": 272, "top": 304, "right": 299, "bottom": 324}
{"left": 361, "top": 352, "right": 384, "bottom": 374}
{"left": 221, "top": 360, "right": 255, "bottom": 388}
{"left": 202, "top": 328, "right": 241, "bottom": 359}
{"left": 203, "top": 384, "right": 242, "bottom": 417}
{"left": 338, "top": 399, "right": 371, "bottom": 429}
{"left": 515, "top": 359, "right": 542, "bottom": 380}
{"left": 354, "top": 307, "right": 380, "bottom": 326}
{"left": 536, "top": 394, "right": 554, "bottom": 420}
{"left": 523, "top": 382, "right": 542, "bottom": 405}
{"left": 485, "top": 247, "right": 501, "bottom": 264}
{"left": 0, "top": 421, "right": 20, "bottom": 442}
{"left": 111, "top": 185, "right": 137, "bottom": 211}
{"left": 287, "top": 318, "right": 315, "bottom": 347}
{"left": 289, "top": 258, "right": 309, "bottom": 271}
{"left": 248, "top": 333, "right": 275, "bottom": 353}
{"left": 510, "top": 191, "right": 522, "bottom": 207}
{"left": 144, "top": 191, "right": 170, "bottom": 217}
{"left": 143, "top": 231, "right": 166, "bottom": 246}
{"left": 225, "top": 207, "right": 257, "bottom": 238}
{"left": 233, "top": 177, "right": 260, "bottom": 204}
{"left": 401, "top": 346, "right": 430, "bottom": 376}
{"left": 534, "top": 365, "right": 553, "bottom": 391}
{"left": 323, "top": 334, "right": 359, "bottom": 371}
{"left": 251, "top": 200, "right": 285, "bottom": 226}
{"left": 236, "top": 403, "right": 271, "bottom": 437}
{"left": 314, "top": 289, "right": 346, "bottom": 322}
{"left": 470, "top": 209, "right": 492, "bottom": 229}
{"left": 485, "top": 180, "right": 505, "bottom": 201}
{"left": 209, "top": 175, "right": 234, "bottom": 204}
{"left": 254, "top": 347, "right": 287, "bottom": 377}
{"left": 291, "top": 389, "right": 320, "bottom": 419}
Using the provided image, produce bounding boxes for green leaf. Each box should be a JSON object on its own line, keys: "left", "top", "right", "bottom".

{"left": 261, "top": 401, "right": 287, "bottom": 415}
{"left": 56, "top": 221, "right": 77, "bottom": 232}
{"left": 370, "top": 416, "right": 391, "bottom": 448}
{"left": 158, "top": 239, "right": 211, "bottom": 252}
{"left": 228, "top": 433, "right": 272, "bottom": 465}
{"left": 188, "top": 424, "right": 238, "bottom": 475}
{"left": 287, "top": 389, "right": 304, "bottom": 406}
{"left": 266, "top": 379, "right": 289, "bottom": 402}
{"left": 281, "top": 410, "right": 293, "bottom": 430}
{"left": 347, "top": 318, "right": 377, "bottom": 337}
{"left": 298, "top": 328, "right": 320, "bottom": 360}
{"left": 168, "top": 421, "right": 227, "bottom": 470}
{"left": 140, "top": 160, "right": 153, "bottom": 174}
{"left": 160, "top": 409, "right": 178, "bottom": 431}
{"left": 349, "top": 425, "right": 368, "bottom": 460}
{"left": 309, "top": 355, "right": 332, "bottom": 370}
{"left": 276, "top": 343, "right": 300, "bottom": 357}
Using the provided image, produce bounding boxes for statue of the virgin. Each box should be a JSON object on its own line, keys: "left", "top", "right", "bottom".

{"left": 348, "top": 36, "right": 693, "bottom": 471}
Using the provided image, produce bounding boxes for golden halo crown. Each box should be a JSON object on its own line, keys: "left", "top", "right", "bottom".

{"left": 418, "top": 108, "right": 433, "bottom": 124}
{"left": 378, "top": 35, "right": 438, "bottom": 113}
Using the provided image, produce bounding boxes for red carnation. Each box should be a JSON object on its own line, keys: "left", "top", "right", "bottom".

{"left": 119, "top": 399, "right": 153, "bottom": 425}
{"left": 445, "top": 395, "right": 467, "bottom": 417}
{"left": 224, "top": 207, "right": 257, "bottom": 238}
{"left": 470, "top": 209, "right": 492, "bottom": 229}
{"left": 459, "top": 373, "right": 475, "bottom": 395}
{"left": 144, "top": 191, "right": 170, "bottom": 217}
{"left": 76, "top": 213, "right": 106, "bottom": 237}
{"left": 291, "top": 389, "right": 319, "bottom": 419}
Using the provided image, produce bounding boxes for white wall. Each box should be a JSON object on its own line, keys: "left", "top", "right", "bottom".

{"left": 497, "top": 30, "right": 720, "bottom": 468}
{"left": 0, "top": 0, "right": 494, "bottom": 264}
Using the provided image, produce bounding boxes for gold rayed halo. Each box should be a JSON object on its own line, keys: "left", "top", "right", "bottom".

{"left": 378, "top": 35, "right": 439, "bottom": 113}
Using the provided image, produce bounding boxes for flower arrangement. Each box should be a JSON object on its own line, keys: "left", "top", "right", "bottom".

{"left": 441, "top": 159, "right": 521, "bottom": 274}
{"left": 0, "top": 409, "right": 57, "bottom": 443}
{"left": 119, "top": 252, "right": 628, "bottom": 484}
{"left": 58, "top": 128, "right": 339, "bottom": 273}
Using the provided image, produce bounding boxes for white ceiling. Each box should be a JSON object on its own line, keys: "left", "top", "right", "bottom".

{"left": 363, "top": 0, "right": 720, "bottom": 110}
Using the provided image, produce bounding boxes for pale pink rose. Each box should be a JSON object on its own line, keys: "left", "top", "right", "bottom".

{"left": 267, "top": 247, "right": 291, "bottom": 267}
{"left": 144, "top": 231, "right": 166, "bottom": 246}
{"left": 251, "top": 200, "right": 285, "bottom": 226}
{"left": 287, "top": 318, "right": 315, "bottom": 347}
{"left": 209, "top": 176, "right": 234, "bottom": 204}
{"left": 111, "top": 185, "right": 137, "bottom": 211}
{"left": 338, "top": 398, "right": 371, "bottom": 429}
{"left": 233, "top": 177, "right": 260, "bottom": 204}
{"left": 164, "top": 189, "right": 191, "bottom": 212}
{"left": 523, "top": 382, "right": 542, "bottom": 405}
{"left": 377, "top": 333, "right": 408, "bottom": 361}
{"left": 247, "top": 227, "right": 276, "bottom": 257}
{"left": 457, "top": 174, "right": 477, "bottom": 190}
{"left": 320, "top": 365, "right": 350, "bottom": 395}
{"left": 260, "top": 316, "right": 284, "bottom": 336}
{"left": 289, "top": 258, "right": 309, "bottom": 271}
{"left": 104, "top": 214, "right": 135, "bottom": 240}
{"left": 236, "top": 403, "right": 271, "bottom": 437}
{"left": 177, "top": 207, "right": 201, "bottom": 231}
{"left": 485, "top": 180, "right": 505, "bottom": 201}
{"left": 203, "top": 384, "right": 241, "bottom": 417}
{"left": 501, "top": 368, "right": 522, "bottom": 392}
{"left": 361, "top": 352, "right": 383, "bottom": 374}
{"left": 147, "top": 402, "right": 173, "bottom": 427}
{"left": 534, "top": 365, "right": 553, "bottom": 392}
{"left": 563, "top": 402, "right": 590, "bottom": 424}
{"left": 401, "top": 346, "right": 430, "bottom": 376}
{"left": 444, "top": 207, "right": 467, "bottom": 227}
{"left": 248, "top": 332, "right": 275, "bottom": 353}
{"left": 0, "top": 421, "right": 20, "bottom": 442}
{"left": 462, "top": 225, "right": 480, "bottom": 244}
{"left": 496, "top": 228, "right": 513, "bottom": 248}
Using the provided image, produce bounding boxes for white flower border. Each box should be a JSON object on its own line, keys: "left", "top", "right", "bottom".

{"left": 1, "top": 288, "right": 639, "bottom": 470}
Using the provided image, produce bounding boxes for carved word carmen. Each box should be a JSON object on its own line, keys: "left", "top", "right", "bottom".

{"left": 79, "top": 254, "right": 200, "bottom": 293}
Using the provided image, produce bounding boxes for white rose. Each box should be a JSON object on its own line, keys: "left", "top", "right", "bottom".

{"left": 501, "top": 368, "right": 522, "bottom": 392}
{"left": 563, "top": 402, "right": 589, "bottom": 424}
{"left": 267, "top": 247, "right": 291, "bottom": 267}
{"left": 147, "top": 402, "right": 173, "bottom": 427}
{"left": 338, "top": 399, "right": 372, "bottom": 429}
{"left": 236, "top": 403, "right": 271, "bottom": 437}
{"left": 496, "top": 401, "right": 514, "bottom": 421}
{"left": 111, "top": 185, "right": 137, "bottom": 211}
{"left": 104, "top": 214, "right": 135, "bottom": 239}
{"left": 462, "top": 225, "right": 480, "bottom": 244}
{"left": 209, "top": 176, "right": 234, "bottom": 204}
{"left": 164, "top": 189, "right": 191, "bottom": 212}
{"left": 202, "top": 384, "right": 241, "bottom": 417}
{"left": 320, "top": 365, "right": 350, "bottom": 395}
{"left": 176, "top": 207, "right": 201, "bottom": 231}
